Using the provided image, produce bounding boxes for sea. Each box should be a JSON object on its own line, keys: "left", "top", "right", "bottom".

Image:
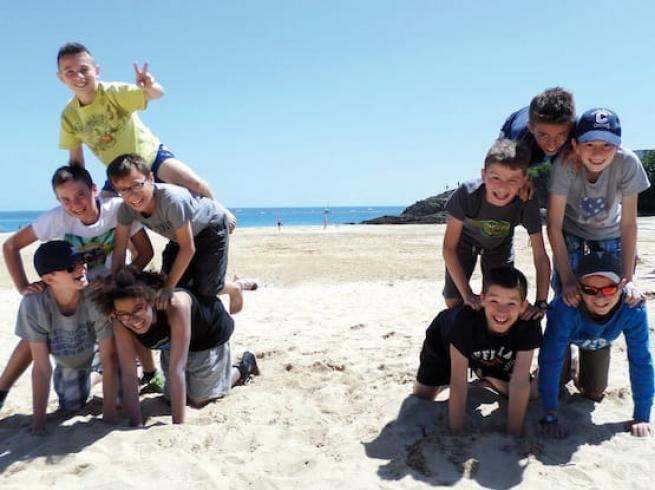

{"left": 0, "top": 206, "right": 406, "bottom": 233}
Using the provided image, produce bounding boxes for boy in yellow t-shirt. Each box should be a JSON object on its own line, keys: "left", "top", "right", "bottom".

{"left": 56, "top": 42, "right": 235, "bottom": 230}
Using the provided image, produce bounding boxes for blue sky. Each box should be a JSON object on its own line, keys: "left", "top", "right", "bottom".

{"left": 2, "top": 1, "right": 655, "bottom": 210}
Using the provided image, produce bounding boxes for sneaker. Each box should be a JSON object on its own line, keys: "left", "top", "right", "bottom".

{"left": 236, "top": 351, "right": 260, "bottom": 385}
{"left": 140, "top": 370, "right": 166, "bottom": 394}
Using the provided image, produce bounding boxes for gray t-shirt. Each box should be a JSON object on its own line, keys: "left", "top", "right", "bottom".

{"left": 15, "top": 288, "right": 113, "bottom": 370}
{"left": 550, "top": 147, "right": 650, "bottom": 240}
{"left": 446, "top": 179, "right": 542, "bottom": 251}
{"left": 117, "top": 183, "right": 226, "bottom": 241}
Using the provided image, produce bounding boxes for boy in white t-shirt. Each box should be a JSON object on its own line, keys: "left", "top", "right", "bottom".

{"left": 0, "top": 165, "right": 156, "bottom": 410}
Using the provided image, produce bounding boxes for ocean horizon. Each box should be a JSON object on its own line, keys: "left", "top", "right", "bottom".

{"left": 0, "top": 206, "right": 406, "bottom": 233}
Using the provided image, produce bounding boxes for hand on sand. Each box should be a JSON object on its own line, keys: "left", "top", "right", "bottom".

{"left": 626, "top": 420, "right": 652, "bottom": 437}
{"left": 540, "top": 421, "right": 568, "bottom": 439}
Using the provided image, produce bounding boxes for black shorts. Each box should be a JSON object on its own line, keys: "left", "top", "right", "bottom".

{"left": 443, "top": 240, "right": 514, "bottom": 300}
{"left": 561, "top": 345, "right": 611, "bottom": 394}
{"left": 416, "top": 318, "right": 451, "bottom": 386}
{"left": 162, "top": 220, "right": 229, "bottom": 299}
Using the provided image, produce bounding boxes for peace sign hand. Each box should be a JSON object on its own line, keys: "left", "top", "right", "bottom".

{"left": 133, "top": 62, "right": 155, "bottom": 88}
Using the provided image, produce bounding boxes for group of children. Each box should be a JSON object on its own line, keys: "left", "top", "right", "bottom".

{"left": 414, "top": 87, "right": 654, "bottom": 438}
{"left": 0, "top": 42, "right": 259, "bottom": 432}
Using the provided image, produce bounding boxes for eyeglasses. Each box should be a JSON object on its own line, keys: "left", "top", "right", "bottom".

{"left": 579, "top": 283, "right": 620, "bottom": 297}
{"left": 114, "top": 303, "right": 148, "bottom": 323}
{"left": 115, "top": 179, "right": 147, "bottom": 196}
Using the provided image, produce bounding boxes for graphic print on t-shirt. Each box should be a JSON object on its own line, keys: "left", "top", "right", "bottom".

{"left": 49, "top": 321, "right": 96, "bottom": 358}
{"left": 580, "top": 196, "right": 609, "bottom": 223}
{"left": 465, "top": 218, "right": 511, "bottom": 239}
{"left": 471, "top": 346, "right": 514, "bottom": 372}
{"left": 64, "top": 229, "right": 115, "bottom": 273}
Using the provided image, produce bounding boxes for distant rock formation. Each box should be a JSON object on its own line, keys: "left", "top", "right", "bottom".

{"left": 361, "top": 190, "right": 454, "bottom": 224}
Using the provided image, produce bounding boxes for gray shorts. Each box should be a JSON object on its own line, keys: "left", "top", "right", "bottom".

{"left": 53, "top": 365, "right": 91, "bottom": 412}
{"left": 160, "top": 342, "right": 232, "bottom": 404}
{"left": 443, "top": 240, "right": 514, "bottom": 299}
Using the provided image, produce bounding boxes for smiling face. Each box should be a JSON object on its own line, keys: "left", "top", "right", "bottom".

{"left": 43, "top": 261, "right": 88, "bottom": 290}
{"left": 481, "top": 162, "right": 527, "bottom": 206}
{"left": 528, "top": 121, "right": 572, "bottom": 156}
{"left": 579, "top": 274, "right": 621, "bottom": 316}
{"left": 57, "top": 52, "right": 100, "bottom": 104}
{"left": 54, "top": 180, "right": 99, "bottom": 225}
{"left": 112, "top": 167, "right": 156, "bottom": 215}
{"left": 572, "top": 139, "right": 618, "bottom": 177}
{"left": 481, "top": 284, "right": 527, "bottom": 335}
{"left": 113, "top": 297, "right": 155, "bottom": 335}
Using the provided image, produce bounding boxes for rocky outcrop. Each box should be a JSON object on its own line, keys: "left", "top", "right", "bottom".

{"left": 361, "top": 190, "right": 454, "bottom": 224}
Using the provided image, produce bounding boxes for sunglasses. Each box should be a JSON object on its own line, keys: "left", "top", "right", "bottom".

{"left": 579, "top": 283, "right": 619, "bottom": 297}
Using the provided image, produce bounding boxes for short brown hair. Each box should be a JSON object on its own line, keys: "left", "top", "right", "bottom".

{"left": 107, "top": 154, "right": 150, "bottom": 182}
{"left": 528, "top": 87, "right": 575, "bottom": 126}
{"left": 484, "top": 139, "right": 530, "bottom": 171}
{"left": 51, "top": 165, "right": 94, "bottom": 191}
{"left": 482, "top": 266, "right": 528, "bottom": 301}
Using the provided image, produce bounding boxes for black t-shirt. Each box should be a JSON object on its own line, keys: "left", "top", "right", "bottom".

{"left": 431, "top": 306, "right": 543, "bottom": 378}
{"left": 135, "top": 291, "right": 234, "bottom": 351}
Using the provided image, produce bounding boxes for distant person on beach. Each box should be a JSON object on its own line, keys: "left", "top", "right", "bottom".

{"left": 13, "top": 241, "right": 118, "bottom": 433}
{"left": 276, "top": 217, "right": 282, "bottom": 230}
{"left": 107, "top": 154, "right": 252, "bottom": 313}
{"left": 442, "top": 139, "right": 550, "bottom": 319}
{"left": 538, "top": 252, "right": 653, "bottom": 438}
{"left": 547, "top": 108, "right": 649, "bottom": 307}
{"left": 93, "top": 268, "right": 259, "bottom": 425}
{"left": 55, "top": 42, "right": 236, "bottom": 231}
{"left": 414, "top": 266, "right": 542, "bottom": 436}
{"left": 0, "top": 165, "right": 159, "bottom": 411}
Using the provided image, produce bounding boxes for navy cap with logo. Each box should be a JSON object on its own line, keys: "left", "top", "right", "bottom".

{"left": 576, "top": 252, "right": 623, "bottom": 284}
{"left": 33, "top": 240, "right": 89, "bottom": 276}
{"left": 575, "top": 108, "right": 621, "bottom": 146}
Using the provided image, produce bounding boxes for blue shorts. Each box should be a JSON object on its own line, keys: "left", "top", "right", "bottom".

{"left": 102, "top": 144, "right": 176, "bottom": 192}
{"left": 53, "top": 365, "right": 92, "bottom": 412}
{"left": 551, "top": 232, "right": 621, "bottom": 294}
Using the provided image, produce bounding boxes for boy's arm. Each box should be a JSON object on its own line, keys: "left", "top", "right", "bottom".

{"left": 523, "top": 232, "right": 551, "bottom": 320}
{"left": 167, "top": 292, "right": 192, "bottom": 424}
{"left": 29, "top": 341, "right": 52, "bottom": 433}
{"left": 134, "top": 63, "right": 164, "bottom": 101}
{"left": 97, "top": 335, "right": 118, "bottom": 424}
{"left": 129, "top": 229, "right": 154, "bottom": 270}
{"left": 507, "top": 350, "right": 534, "bottom": 436}
{"left": 443, "top": 216, "right": 480, "bottom": 309}
{"left": 68, "top": 148, "right": 85, "bottom": 167}
{"left": 165, "top": 222, "right": 196, "bottom": 290}
{"left": 448, "top": 344, "right": 469, "bottom": 432}
{"left": 619, "top": 195, "right": 642, "bottom": 306}
{"left": 111, "top": 223, "right": 131, "bottom": 274}
{"left": 113, "top": 321, "right": 142, "bottom": 426}
{"left": 2, "top": 225, "right": 43, "bottom": 295}
{"left": 547, "top": 193, "right": 579, "bottom": 307}
{"left": 623, "top": 308, "right": 654, "bottom": 432}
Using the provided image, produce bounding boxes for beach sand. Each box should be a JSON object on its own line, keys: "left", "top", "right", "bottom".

{"left": 1, "top": 222, "right": 655, "bottom": 489}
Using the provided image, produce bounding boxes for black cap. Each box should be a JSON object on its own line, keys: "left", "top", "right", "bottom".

{"left": 577, "top": 252, "right": 622, "bottom": 284}
{"left": 33, "top": 240, "right": 87, "bottom": 276}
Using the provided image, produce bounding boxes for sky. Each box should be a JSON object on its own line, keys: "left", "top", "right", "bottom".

{"left": 2, "top": 0, "right": 655, "bottom": 210}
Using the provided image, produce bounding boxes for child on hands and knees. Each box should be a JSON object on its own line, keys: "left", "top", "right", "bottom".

{"left": 442, "top": 139, "right": 551, "bottom": 320}
{"left": 93, "top": 268, "right": 259, "bottom": 425}
{"left": 539, "top": 252, "right": 653, "bottom": 438}
{"left": 14, "top": 241, "right": 118, "bottom": 433}
{"left": 547, "top": 108, "right": 650, "bottom": 308}
{"left": 414, "top": 267, "right": 542, "bottom": 437}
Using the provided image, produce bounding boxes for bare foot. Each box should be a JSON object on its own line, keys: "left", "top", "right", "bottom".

{"left": 234, "top": 274, "right": 258, "bottom": 291}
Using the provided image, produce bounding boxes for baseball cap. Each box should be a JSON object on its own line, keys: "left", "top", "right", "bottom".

{"left": 575, "top": 108, "right": 621, "bottom": 146}
{"left": 33, "top": 240, "right": 90, "bottom": 276}
{"left": 576, "top": 252, "right": 622, "bottom": 284}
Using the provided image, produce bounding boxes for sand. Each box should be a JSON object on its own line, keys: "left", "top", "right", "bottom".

{"left": 1, "top": 222, "right": 655, "bottom": 489}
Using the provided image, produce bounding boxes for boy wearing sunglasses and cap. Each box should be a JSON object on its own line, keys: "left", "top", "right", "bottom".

{"left": 13, "top": 240, "right": 118, "bottom": 434}
{"left": 538, "top": 252, "right": 654, "bottom": 438}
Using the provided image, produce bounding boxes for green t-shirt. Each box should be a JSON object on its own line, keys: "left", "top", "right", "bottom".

{"left": 59, "top": 81, "right": 160, "bottom": 166}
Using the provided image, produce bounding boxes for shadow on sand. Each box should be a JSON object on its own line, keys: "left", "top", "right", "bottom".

{"left": 364, "top": 386, "right": 627, "bottom": 488}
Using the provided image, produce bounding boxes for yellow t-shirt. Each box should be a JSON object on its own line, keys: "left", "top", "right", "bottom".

{"left": 59, "top": 81, "right": 160, "bottom": 166}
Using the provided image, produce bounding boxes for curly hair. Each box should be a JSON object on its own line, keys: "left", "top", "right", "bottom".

{"left": 93, "top": 267, "right": 166, "bottom": 316}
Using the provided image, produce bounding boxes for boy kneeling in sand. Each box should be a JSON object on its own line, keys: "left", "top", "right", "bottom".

{"left": 414, "top": 266, "right": 542, "bottom": 436}
{"left": 539, "top": 252, "right": 654, "bottom": 438}
{"left": 14, "top": 241, "right": 118, "bottom": 434}
{"left": 93, "top": 268, "right": 259, "bottom": 425}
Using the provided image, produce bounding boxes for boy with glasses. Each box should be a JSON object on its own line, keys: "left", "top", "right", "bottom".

{"left": 13, "top": 241, "right": 118, "bottom": 433}
{"left": 538, "top": 252, "right": 654, "bottom": 438}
